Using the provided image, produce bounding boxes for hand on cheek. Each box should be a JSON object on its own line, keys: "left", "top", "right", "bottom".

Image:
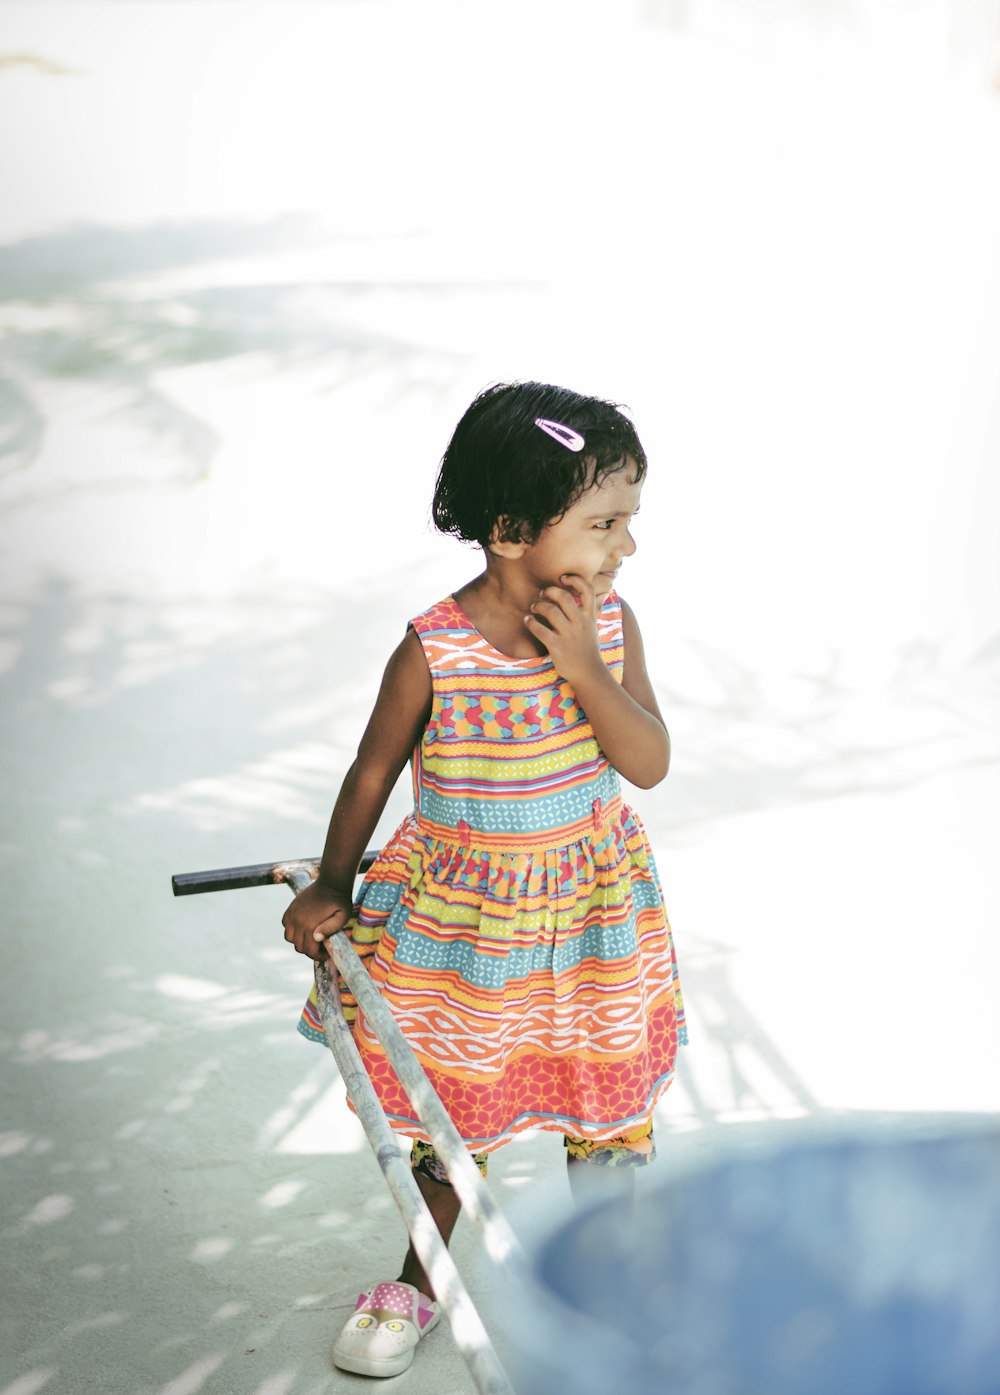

{"left": 523, "top": 575, "right": 601, "bottom": 681}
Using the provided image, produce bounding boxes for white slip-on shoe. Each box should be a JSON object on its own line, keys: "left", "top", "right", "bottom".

{"left": 333, "top": 1280, "right": 441, "bottom": 1377}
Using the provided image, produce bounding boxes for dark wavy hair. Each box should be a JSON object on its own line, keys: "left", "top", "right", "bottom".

{"left": 432, "top": 381, "right": 647, "bottom": 547}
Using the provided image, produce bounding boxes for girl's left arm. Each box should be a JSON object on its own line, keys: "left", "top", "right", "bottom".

{"left": 617, "top": 599, "right": 671, "bottom": 782}
{"left": 526, "top": 584, "right": 669, "bottom": 787}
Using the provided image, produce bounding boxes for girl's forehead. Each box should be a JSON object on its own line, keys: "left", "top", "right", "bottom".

{"left": 576, "top": 460, "right": 643, "bottom": 507}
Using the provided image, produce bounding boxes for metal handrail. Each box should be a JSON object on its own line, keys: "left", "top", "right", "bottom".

{"left": 172, "top": 855, "right": 522, "bottom": 1395}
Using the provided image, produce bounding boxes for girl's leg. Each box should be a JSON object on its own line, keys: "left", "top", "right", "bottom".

{"left": 397, "top": 1167, "right": 463, "bottom": 1299}
{"left": 566, "top": 1149, "right": 636, "bottom": 1206}
{"left": 565, "top": 1124, "right": 654, "bottom": 1207}
{"left": 398, "top": 1142, "right": 489, "bottom": 1299}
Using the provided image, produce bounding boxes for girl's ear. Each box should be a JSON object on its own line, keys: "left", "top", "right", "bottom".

{"left": 488, "top": 519, "right": 529, "bottom": 559}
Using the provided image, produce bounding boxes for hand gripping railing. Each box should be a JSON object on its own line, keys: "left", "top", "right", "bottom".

{"left": 172, "top": 855, "right": 523, "bottom": 1395}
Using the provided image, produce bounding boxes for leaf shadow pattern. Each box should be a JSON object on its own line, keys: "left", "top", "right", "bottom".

{"left": 667, "top": 931, "right": 824, "bottom": 1128}
{"left": 642, "top": 632, "right": 1000, "bottom": 842}
{"left": 0, "top": 214, "right": 526, "bottom": 493}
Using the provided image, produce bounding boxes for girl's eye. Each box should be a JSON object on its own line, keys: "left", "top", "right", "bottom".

{"left": 594, "top": 520, "right": 614, "bottom": 531}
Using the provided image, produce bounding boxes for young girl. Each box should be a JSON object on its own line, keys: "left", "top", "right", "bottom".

{"left": 283, "top": 380, "right": 686, "bottom": 1378}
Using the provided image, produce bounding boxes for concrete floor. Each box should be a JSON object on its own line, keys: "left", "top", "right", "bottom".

{"left": 2, "top": 4, "right": 1000, "bottom": 1393}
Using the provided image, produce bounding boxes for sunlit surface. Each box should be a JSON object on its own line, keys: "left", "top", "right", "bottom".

{"left": 1, "top": 3, "right": 998, "bottom": 1393}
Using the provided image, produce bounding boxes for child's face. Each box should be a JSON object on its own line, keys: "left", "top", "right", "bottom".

{"left": 522, "top": 459, "right": 643, "bottom": 600}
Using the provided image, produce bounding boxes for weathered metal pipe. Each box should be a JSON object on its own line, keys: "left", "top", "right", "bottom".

{"left": 170, "top": 851, "right": 378, "bottom": 897}
{"left": 281, "top": 863, "right": 518, "bottom": 1395}
{"left": 276, "top": 864, "right": 525, "bottom": 1280}
{"left": 309, "top": 957, "right": 515, "bottom": 1395}
{"left": 173, "top": 856, "right": 520, "bottom": 1395}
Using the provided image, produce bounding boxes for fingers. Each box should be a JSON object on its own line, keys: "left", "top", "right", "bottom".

{"left": 528, "top": 588, "right": 573, "bottom": 629}
{"left": 556, "top": 573, "right": 594, "bottom": 608}
{"left": 309, "top": 906, "right": 345, "bottom": 937}
{"left": 311, "top": 908, "right": 349, "bottom": 945}
{"left": 284, "top": 907, "right": 349, "bottom": 959}
{"left": 527, "top": 578, "right": 594, "bottom": 631}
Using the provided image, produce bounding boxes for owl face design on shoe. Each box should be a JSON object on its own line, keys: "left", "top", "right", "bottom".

{"left": 333, "top": 1281, "right": 440, "bottom": 1377}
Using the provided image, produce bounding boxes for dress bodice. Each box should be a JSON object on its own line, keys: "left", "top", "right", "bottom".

{"left": 409, "top": 593, "right": 625, "bottom": 849}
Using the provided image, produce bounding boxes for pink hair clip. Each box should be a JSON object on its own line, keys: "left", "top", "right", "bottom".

{"left": 534, "top": 417, "right": 585, "bottom": 452}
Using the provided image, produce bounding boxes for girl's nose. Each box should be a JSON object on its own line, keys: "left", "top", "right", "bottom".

{"left": 618, "top": 528, "right": 637, "bottom": 559}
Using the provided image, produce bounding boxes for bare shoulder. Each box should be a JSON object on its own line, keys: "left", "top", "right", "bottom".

{"left": 616, "top": 595, "right": 664, "bottom": 724}
{"left": 618, "top": 595, "right": 641, "bottom": 637}
{"left": 354, "top": 625, "right": 432, "bottom": 772}
{"left": 381, "top": 625, "right": 432, "bottom": 705}
{"left": 618, "top": 595, "right": 648, "bottom": 661}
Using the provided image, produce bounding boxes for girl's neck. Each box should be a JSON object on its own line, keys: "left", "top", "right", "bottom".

{"left": 453, "top": 564, "right": 549, "bottom": 661}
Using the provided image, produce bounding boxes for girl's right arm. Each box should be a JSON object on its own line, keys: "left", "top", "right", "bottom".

{"left": 281, "top": 627, "right": 432, "bottom": 960}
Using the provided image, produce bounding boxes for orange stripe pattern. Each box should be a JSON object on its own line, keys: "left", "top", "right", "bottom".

{"left": 299, "top": 593, "right": 686, "bottom": 1152}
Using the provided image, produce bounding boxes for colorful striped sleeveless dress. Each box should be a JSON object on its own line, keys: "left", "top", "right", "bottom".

{"left": 298, "top": 592, "right": 686, "bottom": 1153}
